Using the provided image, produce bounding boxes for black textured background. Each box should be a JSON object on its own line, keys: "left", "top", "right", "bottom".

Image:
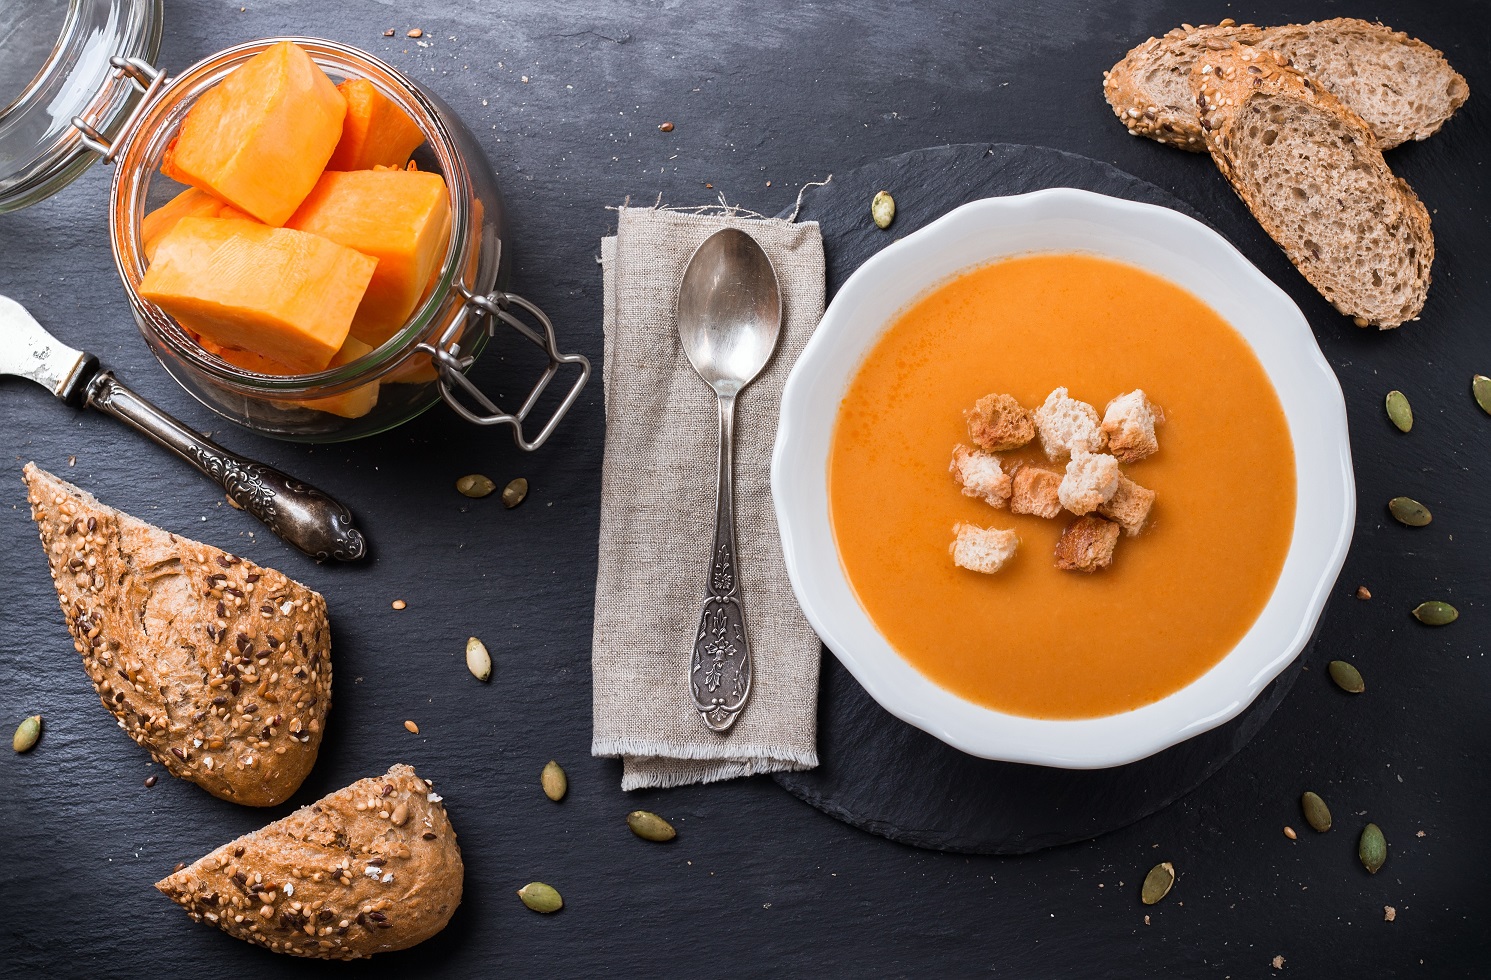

{"left": 2, "top": 1, "right": 1487, "bottom": 977}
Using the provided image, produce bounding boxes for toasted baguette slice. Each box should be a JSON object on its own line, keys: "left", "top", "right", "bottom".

{"left": 23, "top": 463, "right": 330, "bottom": 805}
{"left": 1104, "top": 20, "right": 1265, "bottom": 150}
{"left": 1259, "top": 19, "right": 1469, "bottom": 148}
{"left": 1192, "top": 47, "right": 1433, "bottom": 329}
{"left": 157, "top": 764, "right": 463, "bottom": 960}
{"left": 1106, "top": 18, "right": 1468, "bottom": 151}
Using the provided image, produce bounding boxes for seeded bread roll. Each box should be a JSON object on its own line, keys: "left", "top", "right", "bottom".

{"left": 23, "top": 463, "right": 330, "bottom": 806}
{"left": 156, "top": 764, "right": 463, "bottom": 960}
{"left": 1105, "top": 18, "right": 1468, "bottom": 151}
{"left": 1192, "top": 46, "right": 1434, "bottom": 329}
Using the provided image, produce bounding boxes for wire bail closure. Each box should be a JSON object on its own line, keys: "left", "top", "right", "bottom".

{"left": 420, "top": 288, "right": 591, "bottom": 451}
{"left": 70, "top": 57, "right": 165, "bottom": 161}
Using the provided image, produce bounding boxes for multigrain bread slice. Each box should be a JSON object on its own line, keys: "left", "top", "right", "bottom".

{"left": 1192, "top": 47, "right": 1434, "bottom": 329}
{"left": 156, "top": 764, "right": 463, "bottom": 960}
{"left": 1104, "top": 20, "right": 1265, "bottom": 150}
{"left": 1106, "top": 18, "right": 1468, "bottom": 151}
{"left": 23, "top": 463, "right": 330, "bottom": 806}
{"left": 1258, "top": 19, "right": 1468, "bottom": 149}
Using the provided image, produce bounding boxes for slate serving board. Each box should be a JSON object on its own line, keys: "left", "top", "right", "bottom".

{"left": 773, "top": 143, "right": 1312, "bottom": 854}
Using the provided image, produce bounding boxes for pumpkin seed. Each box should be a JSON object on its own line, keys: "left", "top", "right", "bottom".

{"left": 1388, "top": 496, "right": 1432, "bottom": 527}
{"left": 1140, "top": 862, "right": 1175, "bottom": 905}
{"left": 1412, "top": 601, "right": 1459, "bottom": 626}
{"left": 502, "top": 477, "right": 528, "bottom": 509}
{"left": 518, "top": 881, "right": 563, "bottom": 913}
{"left": 627, "top": 809, "right": 677, "bottom": 842}
{"left": 1328, "top": 660, "right": 1364, "bottom": 694}
{"left": 541, "top": 760, "right": 567, "bottom": 801}
{"left": 1359, "top": 823, "right": 1387, "bottom": 874}
{"left": 1301, "top": 791, "right": 1332, "bottom": 832}
{"left": 456, "top": 473, "right": 496, "bottom": 498}
{"left": 12, "top": 714, "right": 41, "bottom": 753}
{"left": 1474, "top": 375, "right": 1491, "bottom": 416}
{"left": 1384, "top": 390, "right": 1413, "bottom": 432}
{"left": 871, "top": 190, "right": 895, "bottom": 230}
{"left": 465, "top": 636, "right": 492, "bottom": 682}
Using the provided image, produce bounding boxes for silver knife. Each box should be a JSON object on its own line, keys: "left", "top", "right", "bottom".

{"left": 0, "top": 295, "right": 366, "bottom": 562}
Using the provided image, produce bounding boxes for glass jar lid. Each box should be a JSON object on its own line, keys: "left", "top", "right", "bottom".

{"left": 0, "top": 0, "right": 161, "bottom": 212}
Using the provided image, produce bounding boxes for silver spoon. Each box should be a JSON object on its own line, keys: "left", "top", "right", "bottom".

{"left": 677, "top": 228, "right": 782, "bottom": 733}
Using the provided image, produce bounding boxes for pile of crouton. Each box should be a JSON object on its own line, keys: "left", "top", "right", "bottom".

{"left": 949, "top": 388, "right": 1163, "bottom": 574}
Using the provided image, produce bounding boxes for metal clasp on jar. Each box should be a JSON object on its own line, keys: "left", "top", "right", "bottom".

{"left": 70, "top": 57, "right": 165, "bottom": 161}
{"left": 420, "top": 288, "right": 591, "bottom": 451}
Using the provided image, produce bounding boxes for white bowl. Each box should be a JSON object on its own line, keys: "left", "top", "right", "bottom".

{"left": 771, "top": 188, "right": 1355, "bottom": 769}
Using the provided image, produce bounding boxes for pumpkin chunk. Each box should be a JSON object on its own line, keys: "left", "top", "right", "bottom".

{"left": 328, "top": 78, "right": 426, "bottom": 171}
{"left": 140, "top": 216, "right": 376, "bottom": 373}
{"left": 141, "top": 188, "right": 252, "bottom": 262}
{"left": 293, "top": 337, "right": 382, "bottom": 418}
{"left": 287, "top": 169, "right": 451, "bottom": 347}
{"left": 162, "top": 41, "right": 346, "bottom": 226}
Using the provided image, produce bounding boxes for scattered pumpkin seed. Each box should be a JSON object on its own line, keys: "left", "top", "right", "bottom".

{"left": 1474, "top": 375, "right": 1491, "bottom": 416}
{"left": 518, "top": 881, "right": 563, "bottom": 913}
{"left": 1384, "top": 390, "right": 1413, "bottom": 432}
{"left": 1140, "top": 862, "right": 1175, "bottom": 905}
{"left": 871, "top": 190, "right": 895, "bottom": 230}
{"left": 1355, "top": 586, "right": 1372, "bottom": 600}
{"left": 502, "top": 477, "right": 528, "bottom": 509}
{"left": 1328, "top": 660, "right": 1364, "bottom": 694}
{"left": 404, "top": 719, "right": 420, "bottom": 734}
{"left": 1301, "top": 791, "right": 1332, "bottom": 832}
{"left": 1388, "top": 496, "right": 1432, "bottom": 527}
{"left": 627, "top": 809, "right": 677, "bottom": 842}
{"left": 1283, "top": 825, "right": 1297, "bottom": 840}
{"left": 1359, "top": 823, "right": 1387, "bottom": 874}
{"left": 456, "top": 473, "right": 496, "bottom": 498}
{"left": 464, "top": 636, "right": 492, "bottom": 681}
{"left": 541, "top": 760, "right": 567, "bottom": 801}
{"left": 12, "top": 714, "right": 41, "bottom": 753}
{"left": 1412, "top": 600, "right": 1459, "bottom": 626}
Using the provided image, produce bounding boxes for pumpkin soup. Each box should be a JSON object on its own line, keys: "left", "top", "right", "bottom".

{"left": 828, "top": 253, "right": 1295, "bottom": 719}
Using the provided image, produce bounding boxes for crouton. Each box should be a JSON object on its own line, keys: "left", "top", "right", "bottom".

{"left": 1033, "top": 387, "right": 1105, "bottom": 460}
{"left": 1100, "top": 389, "right": 1164, "bottom": 463}
{"left": 1098, "top": 472, "right": 1156, "bottom": 536}
{"left": 950, "top": 444, "right": 1012, "bottom": 508}
{"left": 950, "top": 523, "right": 1019, "bottom": 574}
{"left": 1054, "top": 515, "right": 1120, "bottom": 573}
{"left": 965, "top": 393, "right": 1035, "bottom": 452}
{"left": 1058, "top": 450, "right": 1120, "bottom": 515}
{"left": 1010, "top": 464, "right": 1063, "bottom": 519}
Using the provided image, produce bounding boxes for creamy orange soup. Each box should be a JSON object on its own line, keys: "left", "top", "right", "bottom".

{"left": 829, "top": 253, "right": 1296, "bottom": 719}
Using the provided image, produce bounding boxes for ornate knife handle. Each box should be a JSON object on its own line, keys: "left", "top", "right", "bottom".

{"left": 689, "top": 393, "right": 753, "bottom": 732}
{"left": 83, "top": 372, "right": 367, "bottom": 562}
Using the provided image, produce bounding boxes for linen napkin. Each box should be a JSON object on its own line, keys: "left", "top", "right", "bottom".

{"left": 592, "top": 206, "right": 824, "bottom": 790}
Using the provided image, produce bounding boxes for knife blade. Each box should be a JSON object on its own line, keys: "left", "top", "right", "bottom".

{"left": 0, "top": 294, "right": 367, "bottom": 562}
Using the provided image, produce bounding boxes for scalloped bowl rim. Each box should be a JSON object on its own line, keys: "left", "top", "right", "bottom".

{"left": 771, "top": 188, "right": 1355, "bottom": 769}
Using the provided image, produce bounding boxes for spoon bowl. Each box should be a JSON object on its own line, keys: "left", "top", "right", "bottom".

{"left": 678, "top": 228, "right": 783, "bottom": 395}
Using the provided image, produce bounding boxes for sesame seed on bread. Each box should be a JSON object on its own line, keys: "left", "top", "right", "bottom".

{"left": 23, "top": 463, "right": 330, "bottom": 806}
{"left": 156, "top": 764, "right": 463, "bottom": 960}
{"left": 1192, "top": 45, "right": 1434, "bottom": 328}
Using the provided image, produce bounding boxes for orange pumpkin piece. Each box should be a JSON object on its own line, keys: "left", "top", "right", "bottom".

{"left": 140, "top": 216, "right": 377, "bottom": 373}
{"left": 293, "top": 337, "right": 382, "bottom": 418}
{"left": 328, "top": 79, "right": 425, "bottom": 171}
{"left": 190, "top": 332, "right": 289, "bottom": 375}
{"left": 141, "top": 188, "right": 251, "bottom": 262}
{"left": 162, "top": 41, "right": 346, "bottom": 226}
{"left": 286, "top": 169, "right": 451, "bottom": 347}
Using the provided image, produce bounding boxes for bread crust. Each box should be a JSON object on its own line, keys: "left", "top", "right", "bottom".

{"left": 1106, "top": 18, "right": 1468, "bottom": 152}
{"left": 1104, "top": 20, "right": 1264, "bottom": 151}
{"left": 1192, "top": 46, "right": 1434, "bottom": 328}
{"left": 156, "top": 764, "right": 463, "bottom": 960}
{"left": 23, "top": 463, "right": 330, "bottom": 806}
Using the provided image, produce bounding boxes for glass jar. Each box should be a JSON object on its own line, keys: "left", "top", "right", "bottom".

{"left": 0, "top": 3, "right": 588, "bottom": 447}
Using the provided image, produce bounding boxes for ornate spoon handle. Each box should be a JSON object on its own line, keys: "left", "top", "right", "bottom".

{"left": 84, "top": 371, "right": 367, "bottom": 562}
{"left": 689, "top": 392, "right": 753, "bottom": 732}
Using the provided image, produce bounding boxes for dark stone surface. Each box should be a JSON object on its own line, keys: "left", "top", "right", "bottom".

{"left": 1, "top": 1, "right": 1487, "bottom": 977}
